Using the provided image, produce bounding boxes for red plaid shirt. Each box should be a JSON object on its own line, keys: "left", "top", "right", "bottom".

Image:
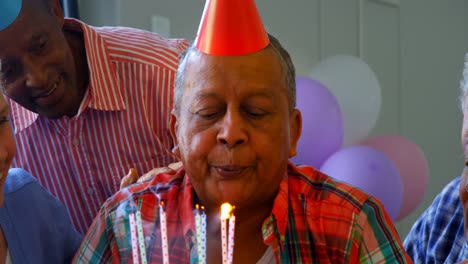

{"left": 74, "top": 162, "right": 411, "bottom": 263}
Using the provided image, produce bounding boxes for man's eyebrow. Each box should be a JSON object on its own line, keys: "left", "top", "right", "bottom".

{"left": 194, "top": 92, "right": 218, "bottom": 99}
{"left": 249, "top": 89, "right": 275, "bottom": 97}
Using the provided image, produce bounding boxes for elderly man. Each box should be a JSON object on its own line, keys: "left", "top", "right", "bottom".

{"left": 74, "top": 0, "right": 410, "bottom": 263}
{"left": 403, "top": 54, "right": 468, "bottom": 263}
{"left": 0, "top": 0, "right": 188, "bottom": 233}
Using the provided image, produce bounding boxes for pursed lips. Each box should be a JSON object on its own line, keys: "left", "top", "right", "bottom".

{"left": 212, "top": 165, "right": 252, "bottom": 178}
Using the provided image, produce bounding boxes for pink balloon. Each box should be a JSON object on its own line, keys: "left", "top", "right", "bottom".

{"left": 360, "top": 135, "right": 429, "bottom": 221}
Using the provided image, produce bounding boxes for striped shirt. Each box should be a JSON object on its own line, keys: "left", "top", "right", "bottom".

{"left": 9, "top": 18, "right": 189, "bottom": 234}
{"left": 73, "top": 162, "right": 411, "bottom": 263}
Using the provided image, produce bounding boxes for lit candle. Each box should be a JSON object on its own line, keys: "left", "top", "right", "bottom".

{"left": 129, "top": 213, "right": 140, "bottom": 264}
{"left": 160, "top": 201, "right": 169, "bottom": 264}
{"left": 194, "top": 205, "right": 206, "bottom": 264}
{"left": 194, "top": 205, "right": 202, "bottom": 260}
{"left": 200, "top": 206, "right": 207, "bottom": 264}
{"left": 227, "top": 211, "right": 236, "bottom": 264}
{"left": 220, "top": 203, "right": 234, "bottom": 264}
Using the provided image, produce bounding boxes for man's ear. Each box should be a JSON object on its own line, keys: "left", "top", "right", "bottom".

{"left": 169, "top": 111, "right": 181, "bottom": 160}
{"left": 288, "top": 109, "right": 302, "bottom": 158}
{"left": 50, "top": 0, "right": 65, "bottom": 26}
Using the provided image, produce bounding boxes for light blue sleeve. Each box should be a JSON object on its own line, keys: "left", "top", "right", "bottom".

{"left": 1, "top": 168, "right": 83, "bottom": 264}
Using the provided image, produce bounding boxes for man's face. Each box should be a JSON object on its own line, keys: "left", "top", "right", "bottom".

{"left": 170, "top": 48, "right": 301, "bottom": 211}
{"left": 0, "top": 0, "right": 80, "bottom": 119}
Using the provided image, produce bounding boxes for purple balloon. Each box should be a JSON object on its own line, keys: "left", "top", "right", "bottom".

{"left": 291, "top": 77, "right": 343, "bottom": 168}
{"left": 320, "top": 146, "right": 403, "bottom": 220}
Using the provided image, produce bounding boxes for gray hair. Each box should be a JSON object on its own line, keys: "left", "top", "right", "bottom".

{"left": 173, "top": 34, "right": 296, "bottom": 114}
{"left": 461, "top": 53, "right": 468, "bottom": 110}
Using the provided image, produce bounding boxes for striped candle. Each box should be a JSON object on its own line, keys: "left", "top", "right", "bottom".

{"left": 200, "top": 207, "right": 207, "bottom": 264}
{"left": 135, "top": 211, "right": 148, "bottom": 264}
{"left": 194, "top": 205, "right": 206, "bottom": 264}
{"left": 129, "top": 213, "right": 140, "bottom": 264}
{"left": 227, "top": 213, "right": 236, "bottom": 264}
{"left": 220, "top": 203, "right": 234, "bottom": 264}
{"left": 160, "top": 201, "right": 169, "bottom": 264}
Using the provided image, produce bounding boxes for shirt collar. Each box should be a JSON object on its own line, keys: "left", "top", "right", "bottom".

{"left": 178, "top": 171, "right": 197, "bottom": 245}
{"left": 176, "top": 166, "right": 291, "bottom": 251}
{"left": 9, "top": 18, "right": 125, "bottom": 134}
{"left": 262, "top": 173, "right": 289, "bottom": 251}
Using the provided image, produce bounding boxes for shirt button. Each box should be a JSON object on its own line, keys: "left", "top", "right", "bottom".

{"left": 87, "top": 188, "right": 95, "bottom": 195}
{"left": 73, "top": 139, "right": 79, "bottom": 146}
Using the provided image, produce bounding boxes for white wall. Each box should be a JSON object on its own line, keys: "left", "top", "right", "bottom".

{"left": 78, "top": 0, "right": 468, "bottom": 237}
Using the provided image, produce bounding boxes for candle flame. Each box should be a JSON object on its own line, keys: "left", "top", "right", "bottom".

{"left": 220, "top": 203, "right": 233, "bottom": 220}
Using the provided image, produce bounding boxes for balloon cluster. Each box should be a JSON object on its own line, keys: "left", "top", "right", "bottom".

{"left": 292, "top": 55, "right": 429, "bottom": 221}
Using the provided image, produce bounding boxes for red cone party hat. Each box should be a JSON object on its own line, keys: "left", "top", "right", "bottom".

{"left": 194, "top": 0, "right": 270, "bottom": 56}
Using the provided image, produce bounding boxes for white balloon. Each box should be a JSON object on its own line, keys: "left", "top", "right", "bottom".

{"left": 310, "top": 55, "right": 381, "bottom": 145}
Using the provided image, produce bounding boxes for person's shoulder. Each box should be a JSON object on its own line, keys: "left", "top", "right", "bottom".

{"left": 415, "top": 176, "right": 461, "bottom": 221}
{"left": 436, "top": 176, "right": 462, "bottom": 209}
{"left": 3, "top": 169, "right": 72, "bottom": 223}
{"left": 437, "top": 176, "right": 461, "bottom": 201}
{"left": 94, "top": 26, "right": 189, "bottom": 60}
{"left": 288, "top": 163, "right": 371, "bottom": 212}
{"left": 4, "top": 168, "right": 37, "bottom": 194}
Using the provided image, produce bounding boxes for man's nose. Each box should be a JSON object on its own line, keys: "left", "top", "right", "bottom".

{"left": 24, "top": 59, "right": 48, "bottom": 88}
{"left": 216, "top": 110, "right": 248, "bottom": 148}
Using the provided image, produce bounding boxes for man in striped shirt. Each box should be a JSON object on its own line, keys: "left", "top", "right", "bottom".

{"left": 73, "top": 0, "right": 412, "bottom": 259}
{"left": 0, "top": 0, "right": 188, "bottom": 234}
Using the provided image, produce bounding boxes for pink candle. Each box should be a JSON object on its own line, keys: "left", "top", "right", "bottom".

{"left": 220, "top": 203, "right": 234, "bottom": 264}
{"left": 227, "top": 213, "right": 236, "bottom": 264}
{"left": 160, "top": 201, "right": 169, "bottom": 264}
{"left": 129, "top": 213, "right": 140, "bottom": 264}
{"left": 221, "top": 218, "right": 227, "bottom": 263}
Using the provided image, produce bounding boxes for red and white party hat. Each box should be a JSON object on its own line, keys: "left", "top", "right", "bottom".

{"left": 194, "top": 0, "right": 270, "bottom": 56}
